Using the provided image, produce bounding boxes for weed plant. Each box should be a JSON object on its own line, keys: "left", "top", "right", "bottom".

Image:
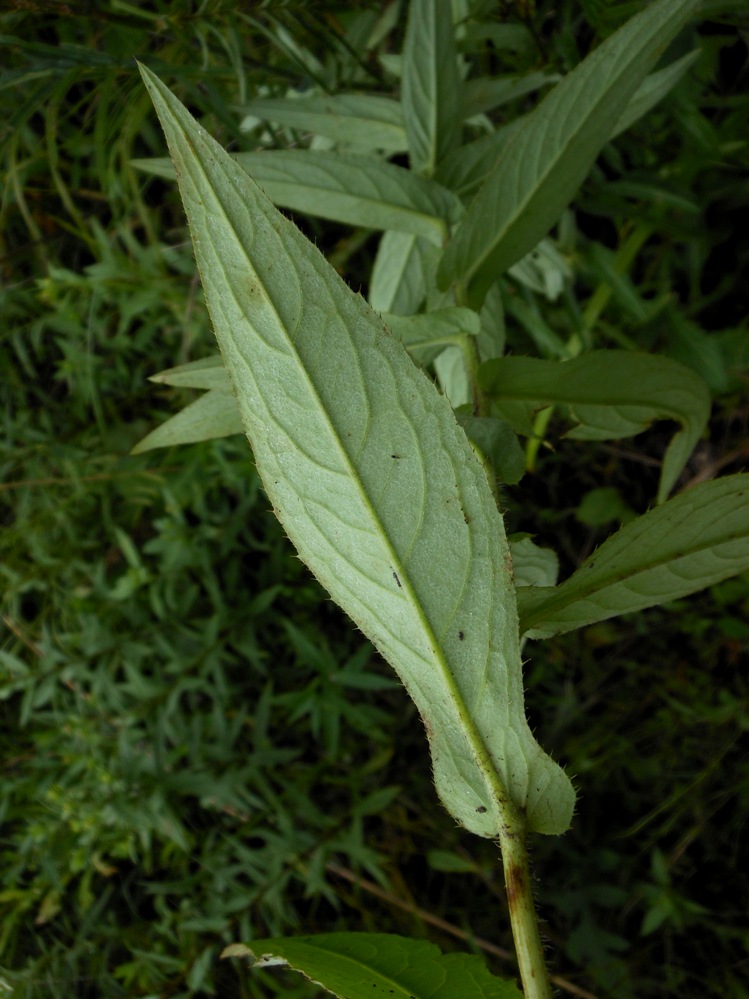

{"left": 1, "top": 3, "right": 748, "bottom": 998}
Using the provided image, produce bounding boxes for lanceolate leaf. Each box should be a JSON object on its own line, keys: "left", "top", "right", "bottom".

{"left": 240, "top": 93, "right": 407, "bottom": 152}
{"left": 437, "top": 0, "right": 700, "bottom": 303}
{"left": 131, "top": 390, "right": 242, "bottom": 454}
{"left": 518, "top": 475, "right": 749, "bottom": 639}
{"left": 229, "top": 933, "right": 521, "bottom": 999}
{"left": 459, "top": 71, "right": 560, "bottom": 121}
{"left": 435, "top": 55, "right": 696, "bottom": 199}
{"left": 369, "top": 231, "right": 428, "bottom": 314}
{"left": 149, "top": 354, "right": 228, "bottom": 391}
{"left": 479, "top": 352, "right": 710, "bottom": 503}
{"left": 435, "top": 120, "right": 522, "bottom": 198}
{"left": 140, "top": 65, "right": 574, "bottom": 837}
{"left": 401, "top": 0, "right": 459, "bottom": 175}
{"left": 134, "top": 151, "right": 461, "bottom": 245}
{"left": 610, "top": 50, "right": 700, "bottom": 140}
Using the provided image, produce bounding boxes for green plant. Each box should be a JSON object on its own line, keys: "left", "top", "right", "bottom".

{"left": 3, "top": 2, "right": 748, "bottom": 996}
{"left": 129, "top": 0, "right": 749, "bottom": 995}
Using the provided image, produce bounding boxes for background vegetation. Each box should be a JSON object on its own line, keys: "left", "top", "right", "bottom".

{"left": 1, "top": 2, "right": 748, "bottom": 997}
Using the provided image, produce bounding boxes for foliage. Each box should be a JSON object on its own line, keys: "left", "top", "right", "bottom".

{"left": 1, "top": 2, "right": 748, "bottom": 998}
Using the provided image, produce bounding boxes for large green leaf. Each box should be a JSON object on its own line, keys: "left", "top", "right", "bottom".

{"left": 134, "top": 150, "right": 461, "bottom": 245}
{"left": 226, "top": 933, "right": 521, "bottom": 999}
{"left": 518, "top": 475, "right": 749, "bottom": 639}
{"left": 478, "top": 352, "right": 710, "bottom": 503}
{"left": 437, "top": 0, "right": 700, "bottom": 303}
{"left": 401, "top": 0, "right": 459, "bottom": 175}
{"left": 139, "top": 65, "right": 574, "bottom": 837}
{"left": 239, "top": 93, "right": 407, "bottom": 152}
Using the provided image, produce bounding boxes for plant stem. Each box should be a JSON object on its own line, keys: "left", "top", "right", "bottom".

{"left": 498, "top": 823, "right": 553, "bottom": 999}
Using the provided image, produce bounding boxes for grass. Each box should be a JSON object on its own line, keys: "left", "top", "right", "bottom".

{"left": 2, "top": 2, "right": 748, "bottom": 997}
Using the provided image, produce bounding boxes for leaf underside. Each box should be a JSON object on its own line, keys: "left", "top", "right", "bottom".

{"left": 139, "top": 65, "right": 574, "bottom": 837}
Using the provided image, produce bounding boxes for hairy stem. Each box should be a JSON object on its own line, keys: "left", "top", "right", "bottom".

{"left": 498, "top": 824, "right": 552, "bottom": 999}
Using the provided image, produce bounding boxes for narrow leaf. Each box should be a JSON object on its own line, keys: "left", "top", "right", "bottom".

{"left": 518, "top": 475, "right": 749, "bottom": 638}
{"left": 239, "top": 93, "right": 407, "bottom": 152}
{"left": 131, "top": 391, "right": 242, "bottom": 454}
{"left": 479, "top": 352, "right": 710, "bottom": 503}
{"left": 233, "top": 933, "right": 522, "bottom": 999}
{"left": 369, "top": 230, "right": 428, "bottom": 314}
{"left": 437, "top": 0, "right": 700, "bottom": 303}
{"left": 135, "top": 150, "right": 461, "bottom": 245}
{"left": 140, "top": 65, "right": 574, "bottom": 837}
{"left": 149, "top": 355, "right": 229, "bottom": 391}
{"left": 436, "top": 55, "right": 695, "bottom": 200}
{"left": 435, "top": 119, "right": 522, "bottom": 198}
{"left": 401, "top": 0, "right": 460, "bottom": 175}
{"left": 611, "top": 50, "right": 700, "bottom": 139}
{"left": 459, "top": 71, "right": 559, "bottom": 121}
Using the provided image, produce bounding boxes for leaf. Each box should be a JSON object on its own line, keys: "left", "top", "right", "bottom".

{"left": 503, "top": 295, "right": 569, "bottom": 360}
{"left": 435, "top": 54, "right": 693, "bottom": 200}
{"left": 239, "top": 93, "right": 407, "bottom": 152}
{"left": 509, "top": 538, "right": 559, "bottom": 590}
{"left": 135, "top": 150, "right": 461, "bottom": 245}
{"left": 149, "top": 354, "right": 229, "bottom": 391}
{"left": 434, "top": 119, "right": 523, "bottom": 198}
{"left": 401, "top": 0, "right": 460, "bottom": 175}
{"left": 478, "top": 352, "right": 711, "bottom": 503}
{"left": 610, "top": 50, "right": 700, "bottom": 140}
{"left": 437, "top": 0, "right": 701, "bottom": 304}
{"left": 131, "top": 390, "right": 242, "bottom": 454}
{"left": 517, "top": 475, "right": 749, "bottom": 639}
{"left": 369, "top": 231, "right": 428, "bottom": 314}
{"left": 455, "top": 415, "right": 526, "bottom": 487}
{"left": 135, "top": 309, "right": 484, "bottom": 452}
{"left": 383, "top": 307, "right": 480, "bottom": 367}
{"left": 231, "top": 933, "right": 522, "bottom": 999}
{"left": 140, "top": 65, "right": 574, "bottom": 837}
{"left": 459, "top": 71, "right": 560, "bottom": 121}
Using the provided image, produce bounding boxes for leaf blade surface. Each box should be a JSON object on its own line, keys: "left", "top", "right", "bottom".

{"left": 135, "top": 150, "right": 461, "bottom": 244}
{"left": 479, "top": 352, "right": 710, "bottom": 502}
{"left": 518, "top": 476, "right": 749, "bottom": 638}
{"left": 401, "top": 0, "right": 460, "bottom": 175}
{"left": 140, "top": 65, "right": 574, "bottom": 837}
{"left": 232, "top": 933, "right": 521, "bottom": 999}
{"left": 240, "top": 93, "right": 407, "bottom": 151}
